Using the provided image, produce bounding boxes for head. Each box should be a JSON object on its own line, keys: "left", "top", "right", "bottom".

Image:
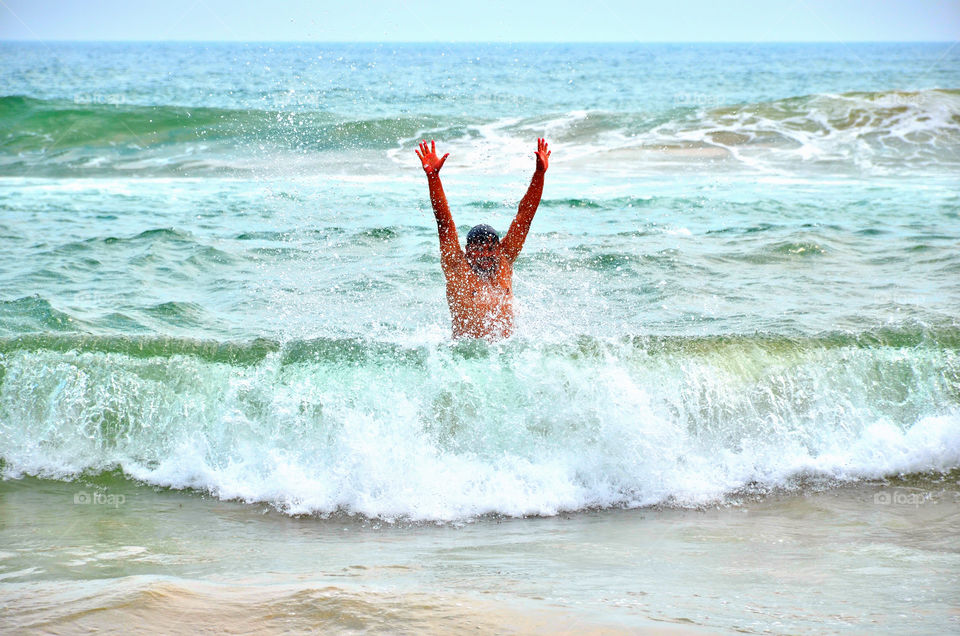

{"left": 465, "top": 224, "right": 501, "bottom": 276}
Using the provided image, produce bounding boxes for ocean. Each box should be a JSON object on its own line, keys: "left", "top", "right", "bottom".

{"left": 1, "top": 42, "right": 959, "bottom": 633}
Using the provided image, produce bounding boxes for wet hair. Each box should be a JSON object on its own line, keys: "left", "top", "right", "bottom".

{"left": 466, "top": 224, "right": 500, "bottom": 245}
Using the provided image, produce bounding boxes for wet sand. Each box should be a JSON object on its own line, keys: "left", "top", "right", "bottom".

{"left": 1, "top": 474, "right": 958, "bottom": 634}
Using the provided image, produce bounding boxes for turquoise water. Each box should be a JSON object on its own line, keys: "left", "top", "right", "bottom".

{"left": 1, "top": 43, "right": 959, "bottom": 521}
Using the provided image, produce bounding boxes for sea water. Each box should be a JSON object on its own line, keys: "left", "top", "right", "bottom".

{"left": 1, "top": 42, "right": 959, "bottom": 633}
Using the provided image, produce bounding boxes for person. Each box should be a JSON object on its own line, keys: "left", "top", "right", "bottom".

{"left": 415, "top": 138, "right": 550, "bottom": 339}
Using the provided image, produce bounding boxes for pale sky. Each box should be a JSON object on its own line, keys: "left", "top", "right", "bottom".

{"left": 1, "top": 0, "right": 958, "bottom": 42}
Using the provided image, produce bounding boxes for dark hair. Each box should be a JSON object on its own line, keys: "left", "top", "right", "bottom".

{"left": 466, "top": 224, "right": 500, "bottom": 245}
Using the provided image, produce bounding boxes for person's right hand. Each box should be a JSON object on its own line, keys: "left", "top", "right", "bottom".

{"left": 534, "top": 137, "right": 550, "bottom": 173}
{"left": 415, "top": 140, "right": 449, "bottom": 175}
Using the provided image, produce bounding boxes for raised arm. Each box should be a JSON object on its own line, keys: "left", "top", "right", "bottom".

{"left": 501, "top": 138, "right": 550, "bottom": 262}
{"left": 415, "top": 140, "right": 463, "bottom": 273}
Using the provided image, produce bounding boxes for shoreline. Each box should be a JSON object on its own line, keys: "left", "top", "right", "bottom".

{"left": 2, "top": 475, "right": 957, "bottom": 633}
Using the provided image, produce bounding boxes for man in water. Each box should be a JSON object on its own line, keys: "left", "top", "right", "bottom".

{"left": 415, "top": 138, "right": 550, "bottom": 339}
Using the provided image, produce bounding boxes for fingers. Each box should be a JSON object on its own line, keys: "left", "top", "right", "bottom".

{"left": 417, "top": 139, "right": 441, "bottom": 158}
{"left": 438, "top": 153, "right": 449, "bottom": 169}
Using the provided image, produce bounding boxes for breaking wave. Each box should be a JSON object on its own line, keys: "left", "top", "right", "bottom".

{"left": 2, "top": 89, "right": 957, "bottom": 177}
{"left": 2, "top": 329, "right": 958, "bottom": 521}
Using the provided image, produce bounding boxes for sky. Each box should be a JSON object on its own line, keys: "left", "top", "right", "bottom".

{"left": 1, "top": 0, "right": 958, "bottom": 42}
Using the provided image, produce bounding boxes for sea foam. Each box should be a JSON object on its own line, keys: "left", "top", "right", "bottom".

{"left": 2, "top": 333, "right": 957, "bottom": 521}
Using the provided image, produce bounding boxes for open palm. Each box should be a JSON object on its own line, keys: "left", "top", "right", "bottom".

{"left": 534, "top": 137, "right": 550, "bottom": 173}
{"left": 415, "top": 140, "right": 449, "bottom": 175}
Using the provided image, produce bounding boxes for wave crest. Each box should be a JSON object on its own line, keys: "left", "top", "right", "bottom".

{"left": 2, "top": 89, "right": 957, "bottom": 177}
{"left": 1, "top": 329, "right": 958, "bottom": 520}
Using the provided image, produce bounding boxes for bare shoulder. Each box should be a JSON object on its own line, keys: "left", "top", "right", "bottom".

{"left": 441, "top": 252, "right": 470, "bottom": 281}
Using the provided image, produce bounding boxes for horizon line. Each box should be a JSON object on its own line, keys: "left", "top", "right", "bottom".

{"left": 1, "top": 39, "right": 956, "bottom": 45}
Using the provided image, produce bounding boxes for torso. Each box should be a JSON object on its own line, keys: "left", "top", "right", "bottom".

{"left": 444, "top": 256, "right": 514, "bottom": 339}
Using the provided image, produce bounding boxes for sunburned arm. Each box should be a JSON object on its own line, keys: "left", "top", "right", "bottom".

{"left": 416, "top": 139, "right": 462, "bottom": 273}
{"left": 501, "top": 138, "right": 550, "bottom": 262}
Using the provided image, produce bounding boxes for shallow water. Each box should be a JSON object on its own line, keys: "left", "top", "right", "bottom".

{"left": 2, "top": 476, "right": 958, "bottom": 633}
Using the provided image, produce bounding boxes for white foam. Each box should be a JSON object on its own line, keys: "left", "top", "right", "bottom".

{"left": 1, "top": 340, "right": 958, "bottom": 521}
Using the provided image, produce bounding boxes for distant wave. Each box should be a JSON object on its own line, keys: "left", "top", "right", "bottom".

{"left": 0, "top": 95, "right": 471, "bottom": 176}
{"left": 2, "top": 89, "right": 957, "bottom": 177}
{"left": 636, "top": 89, "right": 960, "bottom": 173}
{"left": 0, "top": 95, "right": 464, "bottom": 151}
{"left": 2, "top": 327, "right": 958, "bottom": 520}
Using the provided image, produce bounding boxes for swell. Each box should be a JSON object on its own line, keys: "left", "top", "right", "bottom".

{"left": 0, "top": 95, "right": 464, "bottom": 153}
{"left": 1, "top": 326, "right": 958, "bottom": 520}
{"left": 5, "top": 89, "right": 955, "bottom": 149}
{"left": 1, "top": 326, "right": 959, "bottom": 364}
{"left": 2, "top": 88, "right": 957, "bottom": 176}
{"left": 636, "top": 88, "right": 960, "bottom": 171}
{"left": 0, "top": 334, "right": 279, "bottom": 365}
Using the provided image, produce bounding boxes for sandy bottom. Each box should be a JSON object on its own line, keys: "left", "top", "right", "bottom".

{"left": 10, "top": 577, "right": 711, "bottom": 635}
{"left": 1, "top": 474, "right": 958, "bottom": 634}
